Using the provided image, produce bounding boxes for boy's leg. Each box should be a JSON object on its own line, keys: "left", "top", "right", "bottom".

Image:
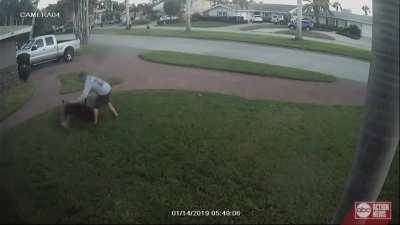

{"left": 93, "top": 108, "right": 99, "bottom": 125}
{"left": 107, "top": 102, "right": 119, "bottom": 117}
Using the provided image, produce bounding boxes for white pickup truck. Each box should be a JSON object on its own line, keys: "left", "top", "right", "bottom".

{"left": 16, "top": 34, "right": 80, "bottom": 75}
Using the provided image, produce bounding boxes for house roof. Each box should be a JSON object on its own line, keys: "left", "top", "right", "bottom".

{"left": 202, "top": 4, "right": 234, "bottom": 13}
{"left": 204, "top": 3, "right": 297, "bottom": 14}
{"left": 0, "top": 26, "right": 32, "bottom": 41}
{"left": 152, "top": 1, "right": 164, "bottom": 12}
{"left": 331, "top": 11, "right": 372, "bottom": 25}
{"left": 248, "top": 3, "right": 297, "bottom": 13}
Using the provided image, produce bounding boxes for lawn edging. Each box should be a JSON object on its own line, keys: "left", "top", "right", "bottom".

{"left": 94, "top": 28, "right": 371, "bottom": 61}
{"left": 139, "top": 51, "right": 337, "bottom": 82}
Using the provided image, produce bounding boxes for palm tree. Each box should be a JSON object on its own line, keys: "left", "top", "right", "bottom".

{"left": 185, "top": 0, "right": 192, "bottom": 32}
{"left": 331, "top": 1, "right": 342, "bottom": 12}
{"left": 303, "top": 0, "right": 332, "bottom": 25}
{"left": 362, "top": 5, "right": 371, "bottom": 16}
{"left": 295, "top": 0, "right": 303, "bottom": 40}
{"left": 332, "top": 0, "right": 399, "bottom": 223}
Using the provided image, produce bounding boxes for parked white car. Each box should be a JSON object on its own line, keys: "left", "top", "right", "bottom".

{"left": 251, "top": 15, "right": 263, "bottom": 23}
{"left": 158, "top": 15, "right": 178, "bottom": 24}
{"left": 271, "top": 14, "right": 285, "bottom": 24}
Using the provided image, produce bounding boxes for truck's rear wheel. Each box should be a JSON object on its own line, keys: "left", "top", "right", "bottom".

{"left": 18, "top": 63, "right": 31, "bottom": 82}
{"left": 64, "top": 48, "right": 74, "bottom": 62}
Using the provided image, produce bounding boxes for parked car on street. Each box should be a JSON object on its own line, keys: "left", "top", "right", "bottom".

{"left": 288, "top": 19, "right": 314, "bottom": 31}
{"left": 158, "top": 15, "right": 178, "bottom": 24}
{"left": 16, "top": 34, "right": 80, "bottom": 77}
{"left": 271, "top": 14, "right": 285, "bottom": 24}
{"left": 251, "top": 15, "right": 263, "bottom": 23}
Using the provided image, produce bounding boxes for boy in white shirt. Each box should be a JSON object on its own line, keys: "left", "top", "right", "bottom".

{"left": 72, "top": 72, "right": 119, "bottom": 125}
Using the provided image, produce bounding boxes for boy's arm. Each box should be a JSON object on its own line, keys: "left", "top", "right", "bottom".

{"left": 74, "top": 78, "right": 91, "bottom": 103}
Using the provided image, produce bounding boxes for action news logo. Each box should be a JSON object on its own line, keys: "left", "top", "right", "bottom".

{"left": 355, "top": 202, "right": 391, "bottom": 220}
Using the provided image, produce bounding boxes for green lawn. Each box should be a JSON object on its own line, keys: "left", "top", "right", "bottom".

{"left": 140, "top": 51, "right": 336, "bottom": 82}
{"left": 275, "top": 30, "right": 336, "bottom": 40}
{"left": 0, "top": 90, "right": 398, "bottom": 224}
{"left": 93, "top": 28, "right": 371, "bottom": 61}
{"left": 157, "top": 21, "right": 234, "bottom": 28}
{"left": 57, "top": 72, "right": 124, "bottom": 94}
{"left": 0, "top": 82, "right": 35, "bottom": 121}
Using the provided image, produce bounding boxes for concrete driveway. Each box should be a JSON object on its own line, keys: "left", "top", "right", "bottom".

{"left": 92, "top": 34, "right": 371, "bottom": 83}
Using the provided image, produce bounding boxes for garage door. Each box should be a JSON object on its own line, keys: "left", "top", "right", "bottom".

{"left": 362, "top": 24, "right": 372, "bottom": 38}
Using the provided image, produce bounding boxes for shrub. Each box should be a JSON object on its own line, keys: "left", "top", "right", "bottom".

{"left": 133, "top": 19, "right": 151, "bottom": 25}
{"left": 314, "top": 24, "right": 338, "bottom": 31}
{"left": 191, "top": 13, "right": 202, "bottom": 21}
{"left": 336, "top": 24, "right": 361, "bottom": 39}
{"left": 196, "top": 16, "right": 246, "bottom": 24}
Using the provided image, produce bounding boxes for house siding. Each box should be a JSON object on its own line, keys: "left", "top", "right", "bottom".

{"left": 307, "top": 14, "right": 372, "bottom": 38}
{"left": 0, "top": 37, "right": 18, "bottom": 92}
{"left": 205, "top": 6, "right": 237, "bottom": 17}
{"left": 0, "top": 37, "right": 16, "bottom": 70}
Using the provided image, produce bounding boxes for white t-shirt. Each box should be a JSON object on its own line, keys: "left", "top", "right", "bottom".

{"left": 77, "top": 76, "right": 111, "bottom": 101}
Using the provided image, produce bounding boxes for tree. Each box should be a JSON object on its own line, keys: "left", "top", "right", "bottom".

{"left": 362, "top": 5, "right": 371, "bottom": 16}
{"left": 331, "top": 1, "right": 342, "bottom": 12}
{"left": 125, "top": 0, "right": 130, "bottom": 29}
{"left": 295, "top": 0, "right": 302, "bottom": 40}
{"left": 332, "top": 0, "right": 399, "bottom": 223}
{"left": 163, "top": 0, "right": 181, "bottom": 17}
{"left": 303, "top": 0, "right": 332, "bottom": 25}
{"left": 0, "top": 0, "right": 18, "bottom": 25}
{"left": 185, "top": 0, "right": 192, "bottom": 32}
{"left": 238, "top": 0, "right": 248, "bottom": 9}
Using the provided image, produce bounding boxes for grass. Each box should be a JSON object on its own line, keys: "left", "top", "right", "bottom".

{"left": 93, "top": 28, "right": 371, "bottom": 61}
{"left": 0, "top": 90, "right": 398, "bottom": 224}
{"left": 275, "top": 30, "right": 336, "bottom": 40}
{"left": 76, "top": 44, "right": 99, "bottom": 56}
{"left": 57, "top": 72, "right": 124, "bottom": 94}
{"left": 0, "top": 81, "right": 35, "bottom": 121}
{"left": 140, "top": 51, "right": 336, "bottom": 82}
{"left": 157, "top": 21, "right": 234, "bottom": 28}
{"left": 239, "top": 23, "right": 288, "bottom": 31}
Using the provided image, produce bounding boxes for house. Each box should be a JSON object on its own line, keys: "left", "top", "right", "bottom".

{"left": 94, "top": 0, "right": 120, "bottom": 25}
{"left": 0, "top": 26, "right": 32, "bottom": 91}
{"left": 152, "top": 0, "right": 210, "bottom": 17}
{"left": 304, "top": 9, "right": 373, "bottom": 38}
{"left": 202, "top": 3, "right": 297, "bottom": 22}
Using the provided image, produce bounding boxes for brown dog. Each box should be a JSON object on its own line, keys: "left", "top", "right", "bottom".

{"left": 60, "top": 100, "right": 94, "bottom": 128}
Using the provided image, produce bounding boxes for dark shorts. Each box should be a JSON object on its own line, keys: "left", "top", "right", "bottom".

{"left": 94, "top": 92, "right": 111, "bottom": 109}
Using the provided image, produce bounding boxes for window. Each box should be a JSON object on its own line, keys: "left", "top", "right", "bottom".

{"left": 45, "top": 37, "right": 54, "bottom": 46}
{"left": 35, "top": 39, "right": 44, "bottom": 48}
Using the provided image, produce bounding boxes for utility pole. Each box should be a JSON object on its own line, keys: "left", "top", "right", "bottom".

{"left": 295, "top": 0, "right": 302, "bottom": 40}
{"left": 185, "top": 0, "right": 192, "bottom": 32}
{"left": 126, "top": 0, "right": 130, "bottom": 29}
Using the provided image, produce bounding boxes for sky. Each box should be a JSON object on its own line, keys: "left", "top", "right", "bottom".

{"left": 38, "top": 0, "right": 373, "bottom": 15}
